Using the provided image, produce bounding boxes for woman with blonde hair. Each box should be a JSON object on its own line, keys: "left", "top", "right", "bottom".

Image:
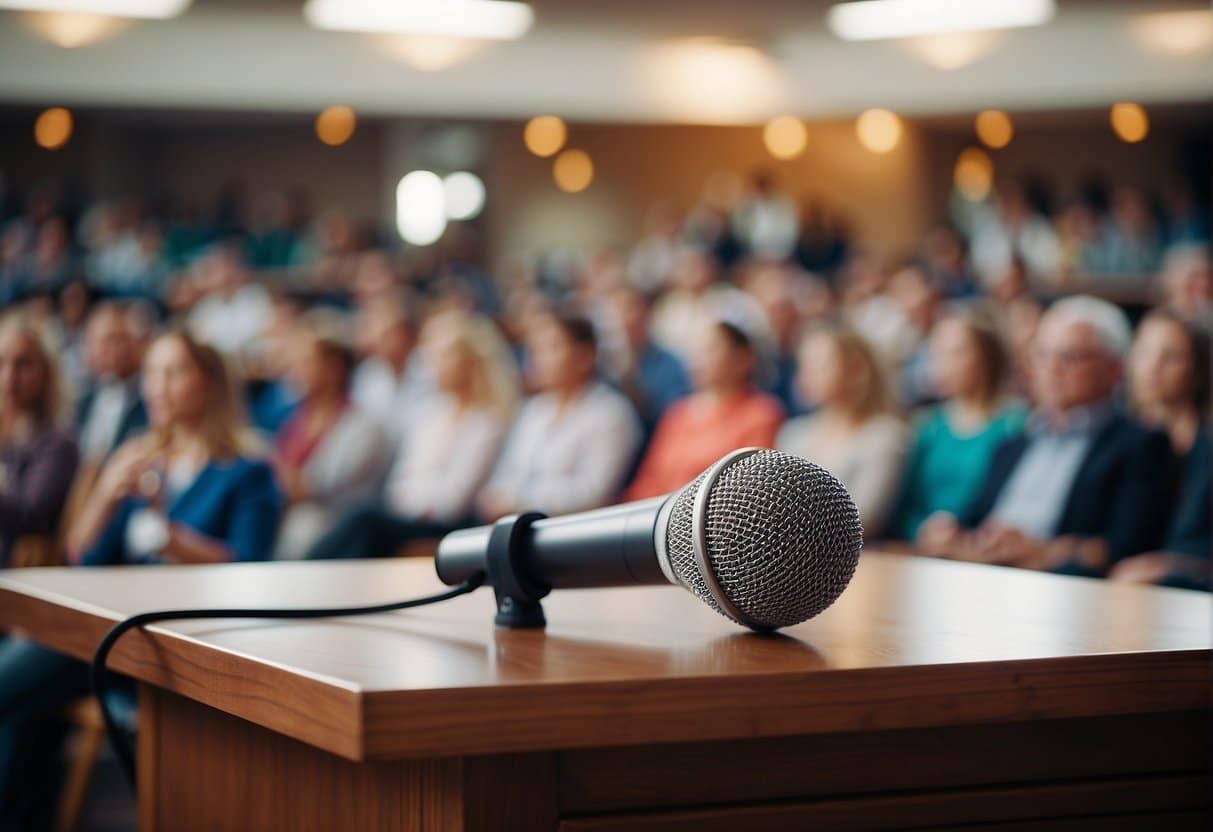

{"left": 306, "top": 309, "right": 518, "bottom": 558}
{"left": 68, "top": 329, "right": 282, "bottom": 564}
{"left": 0, "top": 313, "right": 78, "bottom": 568}
{"left": 777, "top": 324, "right": 908, "bottom": 537}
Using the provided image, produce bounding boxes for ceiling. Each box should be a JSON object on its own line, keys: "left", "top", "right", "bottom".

{"left": 0, "top": 0, "right": 1210, "bottom": 123}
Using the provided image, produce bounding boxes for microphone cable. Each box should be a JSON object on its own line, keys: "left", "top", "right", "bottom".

{"left": 89, "top": 572, "right": 486, "bottom": 792}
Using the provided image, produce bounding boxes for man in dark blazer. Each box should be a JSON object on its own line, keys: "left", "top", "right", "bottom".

{"left": 75, "top": 302, "right": 148, "bottom": 464}
{"left": 918, "top": 296, "right": 1176, "bottom": 575}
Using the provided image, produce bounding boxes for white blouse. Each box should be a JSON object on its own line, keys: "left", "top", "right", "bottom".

{"left": 386, "top": 395, "right": 509, "bottom": 523}
{"left": 481, "top": 382, "right": 642, "bottom": 517}
{"left": 777, "top": 412, "right": 909, "bottom": 537}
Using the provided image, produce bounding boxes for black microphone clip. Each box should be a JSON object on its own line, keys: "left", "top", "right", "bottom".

{"left": 486, "top": 512, "right": 551, "bottom": 628}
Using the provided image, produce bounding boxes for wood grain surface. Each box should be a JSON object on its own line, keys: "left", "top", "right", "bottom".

{"left": 0, "top": 553, "right": 1208, "bottom": 761}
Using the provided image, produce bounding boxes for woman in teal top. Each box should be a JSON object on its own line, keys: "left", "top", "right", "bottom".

{"left": 891, "top": 309, "right": 1028, "bottom": 541}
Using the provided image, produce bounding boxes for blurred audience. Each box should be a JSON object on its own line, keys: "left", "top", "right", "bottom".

{"left": 890, "top": 309, "right": 1027, "bottom": 541}
{"left": 0, "top": 316, "right": 78, "bottom": 567}
{"left": 777, "top": 325, "right": 907, "bottom": 537}
{"left": 1113, "top": 310, "right": 1211, "bottom": 589}
{"left": 598, "top": 284, "right": 691, "bottom": 431}
{"left": 916, "top": 296, "right": 1175, "bottom": 574}
{"left": 478, "top": 313, "right": 640, "bottom": 517}
{"left": 66, "top": 330, "right": 282, "bottom": 565}
{"left": 649, "top": 247, "right": 766, "bottom": 364}
{"left": 968, "top": 183, "right": 1061, "bottom": 288}
{"left": 627, "top": 320, "right": 783, "bottom": 500}
{"left": 181, "top": 243, "right": 272, "bottom": 360}
{"left": 76, "top": 303, "right": 149, "bottom": 466}
{"left": 1159, "top": 245, "right": 1213, "bottom": 325}
{"left": 272, "top": 317, "right": 392, "bottom": 559}
{"left": 350, "top": 297, "right": 428, "bottom": 441}
{"left": 307, "top": 309, "right": 516, "bottom": 558}
{"left": 0, "top": 159, "right": 1210, "bottom": 823}
{"left": 2, "top": 330, "right": 281, "bottom": 831}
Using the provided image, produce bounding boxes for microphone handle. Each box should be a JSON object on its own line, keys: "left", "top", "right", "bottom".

{"left": 435, "top": 496, "right": 673, "bottom": 589}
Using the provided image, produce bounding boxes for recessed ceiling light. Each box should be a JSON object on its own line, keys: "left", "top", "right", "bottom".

{"left": 304, "top": 0, "right": 533, "bottom": 41}
{"left": 827, "top": 0, "right": 1054, "bottom": 42}
{"left": 0, "top": 0, "right": 190, "bottom": 19}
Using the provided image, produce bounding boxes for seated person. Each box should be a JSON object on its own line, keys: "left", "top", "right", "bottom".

{"left": 75, "top": 302, "right": 149, "bottom": 472}
{"left": 0, "top": 315, "right": 79, "bottom": 567}
{"left": 351, "top": 299, "right": 429, "bottom": 442}
{"left": 478, "top": 313, "right": 641, "bottom": 518}
{"left": 2, "top": 330, "right": 281, "bottom": 829}
{"left": 917, "top": 296, "right": 1176, "bottom": 574}
{"left": 1111, "top": 311, "right": 1210, "bottom": 589}
{"left": 306, "top": 310, "right": 517, "bottom": 558}
{"left": 626, "top": 320, "right": 784, "bottom": 501}
{"left": 889, "top": 309, "right": 1027, "bottom": 541}
{"left": 272, "top": 317, "right": 393, "bottom": 559}
{"left": 598, "top": 284, "right": 690, "bottom": 432}
{"left": 777, "top": 325, "right": 907, "bottom": 538}
{"left": 67, "top": 329, "right": 283, "bottom": 565}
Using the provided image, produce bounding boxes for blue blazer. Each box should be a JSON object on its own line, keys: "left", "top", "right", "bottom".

{"left": 959, "top": 413, "right": 1177, "bottom": 565}
{"left": 81, "top": 456, "right": 283, "bottom": 565}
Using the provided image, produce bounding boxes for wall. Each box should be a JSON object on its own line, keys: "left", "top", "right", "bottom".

{"left": 486, "top": 119, "right": 934, "bottom": 266}
{"left": 2, "top": 107, "right": 1209, "bottom": 271}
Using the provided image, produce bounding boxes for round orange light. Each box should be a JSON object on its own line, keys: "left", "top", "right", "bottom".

{"left": 553, "top": 149, "right": 593, "bottom": 193}
{"left": 524, "top": 115, "right": 567, "bottom": 158}
{"left": 315, "top": 106, "right": 356, "bottom": 147}
{"left": 974, "top": 110, "right": 1013, "bottom": 149}
{"left": 34, "top": 107, "right": 73, "bottom": 150}
{"left": 856, "top": 108, "right": 902, "bottom": 154}
{"left": 1109, "top": 103, "right": 1148, "bottom": 144}
{"left": 763, "top": 116, "right": 808, "bottom": 160}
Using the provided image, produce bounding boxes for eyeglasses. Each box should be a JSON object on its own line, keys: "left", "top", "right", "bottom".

{"left": 1030, "top": 347, "right": 1102, "bottom": 368}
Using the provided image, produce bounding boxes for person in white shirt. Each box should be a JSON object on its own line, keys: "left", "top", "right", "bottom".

{"left": 185, "top": 243, "right": 272, "bottom": 359}
{"left": 305, "top": 309, "right": 517, "bottom": 559}
{"left": 271, "top": 318, "right": 394, "bottom": 559}
{"left": 477, "top": 313, "right": 642, "bottom": 520}
{"left": 967, "top": 184, "right": 1062, "bottom": 288}
{"left": 350, "top": 299, "right": 430, "bottom": 442}
{"left": 76, "top": 302, "right": 149, "bottom": 465}
{"left": 649, "top": 246, "right": 770, "bottom": 366}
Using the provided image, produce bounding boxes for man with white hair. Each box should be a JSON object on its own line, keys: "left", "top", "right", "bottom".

{"left": 918, "top": 295, "right": 1175, "bottom": 574}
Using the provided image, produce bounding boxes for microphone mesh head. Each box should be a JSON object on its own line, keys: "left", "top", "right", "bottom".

{"left": 664, "top": 449, "right": 863, "bottom": 630}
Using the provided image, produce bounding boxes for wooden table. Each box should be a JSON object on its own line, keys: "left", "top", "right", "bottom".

{"left": 0, "top": 553, "right": 1208, "bottom": 831}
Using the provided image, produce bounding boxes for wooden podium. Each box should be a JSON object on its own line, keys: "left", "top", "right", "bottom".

{"left": 0, "top": 553, "right": 1208, "bottom": 831}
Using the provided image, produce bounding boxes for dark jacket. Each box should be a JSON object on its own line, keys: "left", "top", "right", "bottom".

{"left": 1165, "top": 427, "right": 1210, "bottom": 559}
{"left": 0, "top": 427, "right": 79, "bottom": 566}
{"left": 75, "top": 380, "right": 148, "bottom": 460}
{"left": 960, "top": 412, "right": 1176, "bottom": 564}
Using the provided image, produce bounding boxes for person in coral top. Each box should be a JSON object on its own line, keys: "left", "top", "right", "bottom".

{"left": 624, "top": 319, "right": 784, "bottom": 500}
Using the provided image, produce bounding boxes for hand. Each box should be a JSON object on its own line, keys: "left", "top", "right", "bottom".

{"left": 915, "top": 512, "right": 964, "bottom": 557}
{"left": 95, "top": 442, "right": 156, "bottom": 506}
{"left": 970, "top": 523, "right": 1051, "bottom": 568}
{"left": 1108, "top": 551, "right": 1194, "bottom": 585}
{"left": 476, "top": 491, "right": 516, "bottom": 523}
{"left": 272, "top": 459, "right": 308, "bottom": 503}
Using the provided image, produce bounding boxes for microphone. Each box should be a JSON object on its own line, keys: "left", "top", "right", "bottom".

{"left": 436, "top": 447, "right": 863, "bottom": 631}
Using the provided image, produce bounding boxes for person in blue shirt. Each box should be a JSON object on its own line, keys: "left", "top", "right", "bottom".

{"left": 599, "top": 284, "right": 690, "bottom": 434}
{"left": 0, "top": 330, "right": 282, "bottom": 828}
{"left": 67, "top": 329, "right": 282, "bottom": 565}
{"left": 890, "top": 309, "right": 1027, "bottom": 542}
